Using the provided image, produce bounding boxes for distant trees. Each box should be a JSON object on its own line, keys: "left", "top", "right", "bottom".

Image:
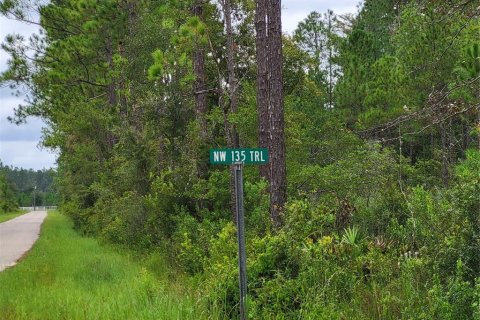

{"left": 326, "top": 0, "right": 480, "bottom": 186}
{"left": 294, "top": 10, "right": 339, "bottom": 108}
{"left": 0, "top": 172, "right": 17, "bottom": 213}
{"left": 0, "top": 164, "right": 58, "bottom": 207}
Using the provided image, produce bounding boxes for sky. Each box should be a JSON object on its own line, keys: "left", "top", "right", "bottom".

{"left": 0, "top": 0, "right": 361, "bottom": 170}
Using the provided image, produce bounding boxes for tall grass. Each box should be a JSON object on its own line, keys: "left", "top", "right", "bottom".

{"left": 0, "top": 210, "right": 28, "bottom": 223}
{"left": 0, "top": 212, "right": 205, "bottom": 320}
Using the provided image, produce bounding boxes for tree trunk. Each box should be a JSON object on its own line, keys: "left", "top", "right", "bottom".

{"left": 255, "top": 0, "right": 286, "bottom": 228}
{"left": 440, "top": 120, "right": 450, "bottom": 186}
{"left": 192, "top": 1, "right": 209, "bottom": 189}
{"left": 266, "top": 0, "right": 286, "bottom": 228}
{"left": 255, "top": 0, "right": 270, "bottom": 181}
{"left": 327, "top": 10, "right": 334, "bottom": 109}
{"left": 193, "top": 2, "right": 208, "bottom": 139}
{"left": 224, "top": 0, "right": 239, "bottom": 147}
{"left": 106, "top": 37, "right": 117, "bottom": 109}
{"left": 477, "top": 92, "right": 480, "bottom": 150}
{"left": 224, "top": 0, "right": 241, "bottom": 223}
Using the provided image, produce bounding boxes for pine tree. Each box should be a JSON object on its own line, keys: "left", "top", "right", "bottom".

{"left": 255, "top": 0, "right": 286, "bottom": 227}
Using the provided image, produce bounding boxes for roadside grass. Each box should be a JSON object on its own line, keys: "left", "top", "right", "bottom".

{"left": 0, "top": 210, "right": 28, "bottom": 223}
{"left": 0, "top": 211, "right": 206, "bottom": 320}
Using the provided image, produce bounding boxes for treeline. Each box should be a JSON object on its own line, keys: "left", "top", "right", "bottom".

{"left": 0, "top": 164, "right": 59, "bottom": 207}
{"left": 0, "top": 171, "right": 17, "bottom": 212}
{"left": 1, "top": 0, "right": 479, "bottom": 318}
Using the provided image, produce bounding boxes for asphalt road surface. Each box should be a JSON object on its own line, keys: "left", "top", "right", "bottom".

{"left": 0, "top": 211, "right": 47, "bottom": 272}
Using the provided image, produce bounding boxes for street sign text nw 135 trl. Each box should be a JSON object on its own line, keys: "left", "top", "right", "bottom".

{"left": 209, "top": 148, "right": 269, "bottom": 165}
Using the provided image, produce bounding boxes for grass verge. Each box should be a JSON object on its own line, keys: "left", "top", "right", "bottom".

{"left": 0, "top": 211, "right": 204, "bottom": 320}
{"left": 0, "top": 210, "right": 28, "bottom": 223}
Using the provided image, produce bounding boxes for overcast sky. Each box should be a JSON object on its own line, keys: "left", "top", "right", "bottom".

{"left": 0, "top": 0, "right": 361, "bottom": 170}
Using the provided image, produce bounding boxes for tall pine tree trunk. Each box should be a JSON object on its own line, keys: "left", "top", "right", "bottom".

{"left": 223, "top": 0, "right": 241, "bottom": 222}
{"left": 255, "top": 0, "right": 270, "bottom": 181}
{"left": 477, "top": 90, "right": 480, "bottom": 150}
{"left": 267, "top": 0, "right": 286, "bottom": 228}
{"left": 224, "top": 0, "right": 239, "bottom": 146}
{"left": 255, "top": 0, "right": 286, "bottom": 228}
{"left": 327, "top": 10, "right": 334, "bottom": 109}
{"left": 193, "top": 2, "right": 208, "bottom": 139}
{"left": 440, "top": 118, "right": 451, "bottom": 186}
{"left": 192, "top": 0, "right": 209, "bottom": 188}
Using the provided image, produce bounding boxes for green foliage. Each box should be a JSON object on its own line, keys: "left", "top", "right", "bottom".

{"left": 0, "top": 172, "right": 17, "bottom": 213}
{"left": 1, "top": 0, "right": 479, "bottom": 318}
{"left": 342, "top": 226, "right": 360, "bottom": 246}
{"left": 456, "top": 43, "right": 480, "bottom": 80}
{"left": 101, "top": 191, "right": 150, "bottom": 248}
{"left": 0, "top": 164, "right": 59, "bottom": 207}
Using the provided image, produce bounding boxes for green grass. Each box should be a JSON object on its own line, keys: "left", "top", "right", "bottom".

{"left": 0, "top": 211, "right": 205, "bottom": 320}
{"left": 0, "top": 210, "right": 28, "bottom": 223}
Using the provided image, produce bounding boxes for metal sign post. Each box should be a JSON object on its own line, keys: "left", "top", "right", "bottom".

{"left": 234, "top": 162, "right": 247, "bottom": 320}
{"left": 210, "top": 148, "right": 269, "bottom": 320}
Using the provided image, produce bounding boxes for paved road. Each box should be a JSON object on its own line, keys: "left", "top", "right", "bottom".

{"left": 0, "top": 211, "right": 47, "bottom": 272}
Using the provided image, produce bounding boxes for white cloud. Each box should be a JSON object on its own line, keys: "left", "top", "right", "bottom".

{"left": 0, "top": 141, "right": 57, "bottom": 170}
{"left": 0, "top": 103, "right": 45, "bottom": 143}
{"left": 0, "top": 96, "right": 23, "bottom": 118}
{"left": 0, "top": 94, "right": 56, "bottom": 169}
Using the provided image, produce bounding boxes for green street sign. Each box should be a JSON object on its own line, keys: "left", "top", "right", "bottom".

{"left": 210, "top": 148, "right": 269, "bottom": 165}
